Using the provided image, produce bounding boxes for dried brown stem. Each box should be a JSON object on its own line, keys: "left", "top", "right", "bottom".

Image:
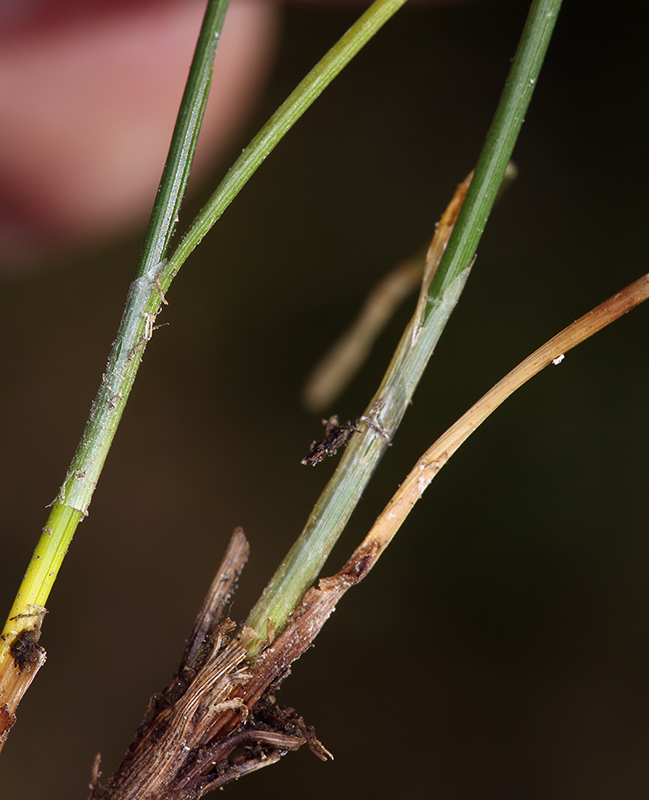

{"left": 181, "top": 528, "right": 249, "bottom": 671}
{"left": 92, "top": 529, "right": 330, "bottom": 800}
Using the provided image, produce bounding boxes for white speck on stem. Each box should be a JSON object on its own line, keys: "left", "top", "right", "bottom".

{"left": 552, "top": 354, "right": 565, "bottom": 365}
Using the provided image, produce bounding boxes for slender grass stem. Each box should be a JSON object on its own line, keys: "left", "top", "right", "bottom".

{"left": 244, "top": 0, "right": 563, "bottom": 655}
{"left": 160, "top": 0, "right": 409, "bottom": 291}
{"left": 427, "top": 0, "right": 562, "bottom": 305}
{"left": 1, "top": 0, "right": 232, "bottom": 647}
{"left": 137, "top": 0, "right": 231, "bottom": 278}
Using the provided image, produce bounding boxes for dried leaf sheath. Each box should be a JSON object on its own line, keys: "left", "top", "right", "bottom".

{"left": 92, "top": 531, "right": 250, "bottom": 799}
{"left": 96, "top": 628, "right": 249, "bottom": 800}
{"left": 92, "top": 530, "right": 330, "bottom": 800}
{"left": 182, "top": 528, "right": 249, "bottom": 671}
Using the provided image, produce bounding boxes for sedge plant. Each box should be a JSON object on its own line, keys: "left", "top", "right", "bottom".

{"left": 6, "top": 0, "right": 647, "bottom": 796}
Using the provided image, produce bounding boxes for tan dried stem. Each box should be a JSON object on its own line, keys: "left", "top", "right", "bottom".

{"left": 302, "top": 255, "right": 423, "bottom": 413}
{"left": 359, "top": 271, "right": 649, "bottom": 562}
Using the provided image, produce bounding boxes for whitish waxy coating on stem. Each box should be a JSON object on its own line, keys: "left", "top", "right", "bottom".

{"left": 60, "top": 260, "right": 167, "bottom": 514}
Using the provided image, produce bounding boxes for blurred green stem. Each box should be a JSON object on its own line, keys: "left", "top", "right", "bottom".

{"left": 244, "top": 0, "right": 563, "bottom": 654}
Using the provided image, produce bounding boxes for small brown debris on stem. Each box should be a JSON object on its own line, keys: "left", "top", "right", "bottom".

{"left": 301, "top": 415, "right": 360, "bottom": 466}
{"left": 301, "top": 415, "right": 390, "bottom": 466}
{"left": 0, "top": 607, "right": 47, "bottom": 751}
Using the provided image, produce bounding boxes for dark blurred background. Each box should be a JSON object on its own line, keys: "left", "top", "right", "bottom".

{"left": 2, "top": 1, "right": 649, "bottom": 798}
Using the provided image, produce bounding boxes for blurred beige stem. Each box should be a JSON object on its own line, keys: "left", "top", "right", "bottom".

{"left": 302, "top": 256, "right": 423, "bottom": 413}
{"left": 302, "top": 162, "right": 518, "bottom": 414}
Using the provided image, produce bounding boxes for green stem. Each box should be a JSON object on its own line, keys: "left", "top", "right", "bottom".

{"left": 244, "top": 0, "right": 563, "bottom": 654}
{"left": 137, "top": 0, "right": 232, "bottom": 278}
{"left": 426, "top": 0, "right": 562, "bottom": 306}
{"left": 1, "top": 0, "right": 232, "bottom": 643}
{"left": 160, "top": 0, "right": 409, "bottom": 291}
